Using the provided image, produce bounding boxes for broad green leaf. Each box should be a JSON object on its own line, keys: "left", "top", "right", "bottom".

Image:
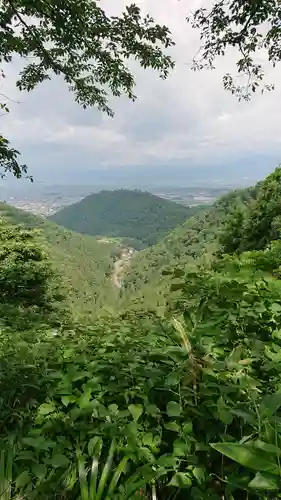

{"left": 173, "top": 440, "right": 190, "bottom": 457}
{"left": 145, "top": 404, "right": 160, "bottom": 417}
{"left": 38, "top": 402, "right": 56, "bottom": 416}
{"left": 168, "top": 472, "right": 192, "bottom": 488}
{"left": 22, "top": 437, "right": 54, "bottom": 450}
{"left": 166, "top": 401, "right": 182, "bottom": 417}
{"left": 193, "top": 467, "right": 206, "bottom": 484}
{"left": 260, "top": 390, "right": 281, "bottom": 417}
{"left": 108, "top": 403, "right": 118, "bottom": 414}
{"left": 50, "top": 453, "right": 69, "bottom": 468}
{"left": 128, "top": 404, "right": 143, "bottom": 422}
{"left": 271, "top": 303, "right": 281, "bottom": 313}
{"left": 61, "top": 395, "right": 76, "bottom": 407}
{"left": 249, "top": 472, "right": 280, "bottom": 490}
{"left": 165, "top": 372, "right": 180, "bottom": 387}
{"left": 210, "top": 443, "right": 279, "bottom": 474}
{"left": 16, "top": 471, "right": 30, "bottom": 488}
{"left": 164, "top": 421, "right": 180, "bottom": 432}
{"left": 182, "top": 422, "right": 193, "bottom": 435}
{"left": 32, "top": 464, "right": 47, "bottom": 480}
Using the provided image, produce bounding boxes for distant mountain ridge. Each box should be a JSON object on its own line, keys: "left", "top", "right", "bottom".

{"left": 49, "top": 189, "right": 200, "bottom": 248}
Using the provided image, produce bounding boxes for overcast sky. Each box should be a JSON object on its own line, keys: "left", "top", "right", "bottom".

{"left": 1, "top": 0, "right": 281, "bottom": 185}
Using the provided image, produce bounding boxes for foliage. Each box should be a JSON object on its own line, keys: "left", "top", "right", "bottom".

{"left": 220, "top": 167, "right": 281, "bottom": 253}
{"left": 189, "top": 0, "right": 281, "bottom": 99}
{"left": 0, "top": 136, "right": 31, "bottom": 181}
{"left": 0, "top": 202, "right": 121, "bottom": 320}
{"left": 0, "top": 217, "right": 65, "bottom": 328}
{"left": 49, "top": 189, "right": 196, "bottom": 249}
{"left": 3, "top": 168, "right": 281, "bottom": 499}
{"left": 0, "top": 0, "right": 174, "bottom": 178}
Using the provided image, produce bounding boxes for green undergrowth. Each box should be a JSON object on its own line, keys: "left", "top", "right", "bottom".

{"left": 2, "top": 169, "right": 281, "bottom": 498}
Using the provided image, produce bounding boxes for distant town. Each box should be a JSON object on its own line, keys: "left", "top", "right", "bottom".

{"left": 0, "top": 185, "right": 232, "bottom": 217}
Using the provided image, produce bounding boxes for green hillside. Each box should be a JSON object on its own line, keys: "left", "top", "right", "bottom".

{"left": 3, "top": 170, "right": 281, "bottom": 499}
{"left": 0, "top": 203, "right": 121, "bottom": 318}
{"left": 49, "top": 189, "right": 200, "bottom": 248}
{"left": 121, "top": 188, "right": 255, "bottom": 311}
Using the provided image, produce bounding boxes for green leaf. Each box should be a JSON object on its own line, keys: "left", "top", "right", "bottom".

{"left": 217, "top": 396, "right": 233, "bottom": 425}
{"left": 182, "top": 422, "right": 193, "bottom": 435}
{"left": 168, "top": 472, "right": 192, "bottom": 488}
{"left": 210, "top": 443, "right": 279, "bottom": 474}
{"left": 173, "top": 440, "right": 190, "bottom": 457}
{"left": 145, "top": 404, "right": 160, "bottom": 417}
{"left": 128, "top": 404, "right": 143, "bottom": 422}
{"left": 61, "top": 395, "right": 76, "bottom": 407}
{"left": 50, "top": 453, "right": 69, "bottom": 468}
{"left": 164, "top": 421, "right": 180, "bottom": 432}
{"left": 32, "top": 464, "right": 47, "bottom": 480}
{"left": 260, "top": 390, "right": 281, "bottom": 418}
{"left": 16, "top": 471, "right": 30, "bottom": 489}
{"left": 271, "top": 303, "right": 281, "bottom": 313}
{"left": 38, "top": 402, "right": 56, "bottom": 415}
{"left": 249, "top": 472, "right": 280, "bottom": 490}
{"left": 165, "top": 372, "right": 180, "bottom": 387}
{"left": 166, "top": 401, "right": 182, "bottom": 417}
{"left": 193, "top": 467, "right": 206, "bottom": 485}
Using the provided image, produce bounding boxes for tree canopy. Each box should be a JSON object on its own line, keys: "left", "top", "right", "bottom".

{"left": 0, "top": 0, "right": 174, "bottom": 178}
{"left": 189, "top": 0, "right": 281, "bottom": 99}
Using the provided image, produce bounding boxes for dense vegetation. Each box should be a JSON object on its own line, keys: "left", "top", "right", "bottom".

{"left": 3, "top": 168, "right": 281, "bottom": 499}
{"left": 49, "top": 190, "right": 198, "bottom": 249}
{"left": 0, "top": 203, "right": 121, "bottom": 319}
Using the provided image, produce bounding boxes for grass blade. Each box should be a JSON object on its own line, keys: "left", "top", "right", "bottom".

{"left": 89, "top": 437, "right": 103, "bottom": 500}
{"left": 78, "top": 453, "right": 89, "bottom": 500}
{"left": 105, "top": 456, "right": 129, "bottom": 498}
{"left": 96, "top": 439, "right": 116, "bottom": 500}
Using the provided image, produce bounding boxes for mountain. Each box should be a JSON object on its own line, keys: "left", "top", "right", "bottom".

{"left": 49, "top": 189, "right": 200, "bottom": 248}
{"left": 0, "top": 203, "right": 121, "bottom": 318}
{"left": 121, "top": 187, "right": 254, "bottom": 311}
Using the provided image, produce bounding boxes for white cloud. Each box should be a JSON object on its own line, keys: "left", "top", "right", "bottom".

{"left": 1, "top": 0, "right": 281, "bottom": 181}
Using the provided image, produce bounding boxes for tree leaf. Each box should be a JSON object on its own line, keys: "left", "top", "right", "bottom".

{"left": 32, "top": 464, "right": 47, "bottom": 480}
{"left": 164, "top": 421, "right": 180, "bottom": 432}
{"left": 38, "top": 402, "right": 56, "bottom": 415}
{"left": 49, "top": 453, "right": 69, "bottom": 468}
{"left": 210, "top": 443, "right": 279, "bottom": 474}
{"left": 166, "top": 401, "right": 182, "bottom": 417}
{"left": 16, "top": 471, "right": 30, "bottom": 489}
{"left": 128, "top": 404, "right": 143, "bottom": 422}
{"left": 260, "top": 390, "right": 281, "bottom": 417}
{"left": 61, "top": 395, "right": 76, "bottom": 407}
{"left": 193, "top": 467, "right": 206, "bottom": 484}
{"left": 249, "top": 472, "right": 280, "bottom": 490}
{"left": 168, "top": 472, "right": 192, "bottom": 488}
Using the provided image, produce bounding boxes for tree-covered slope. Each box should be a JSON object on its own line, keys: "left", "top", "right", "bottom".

{"left": 0, "top": 203, "right": 121, "bottom": 319}
{"left": 121, "top": 188, "right": 256, "bottom": 311}
{"left": 49, "top": 189, "right": 199, "bottom": 248}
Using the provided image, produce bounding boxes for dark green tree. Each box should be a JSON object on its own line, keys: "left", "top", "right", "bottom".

{"left": 0, "top": 218, "right": 60, "bottom": 312}
{"left": 0, "top": 0, "right": 174, "bottom": 178}
{"left": 220, "top": 167, "right": 281, "bottom": 253}
{"left": 189, "top": 0, "right": 281, "bottom": 99}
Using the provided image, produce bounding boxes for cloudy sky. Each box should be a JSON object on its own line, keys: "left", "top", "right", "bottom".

{"left": 1, "top": 0, "right": 281, "bottom": 186}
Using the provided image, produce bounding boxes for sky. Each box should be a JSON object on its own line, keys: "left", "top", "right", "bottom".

{"left": 1, "top": 0, "right": 281, "bottom": 187}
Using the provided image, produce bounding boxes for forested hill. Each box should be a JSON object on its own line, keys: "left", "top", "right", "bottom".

{"left": 49, "top": 189, "right": 200, "bottom": 248}
{"left": 121, "top": 185, "right": 257, "bottom": 311}
{"left": 0, "top": 203, "right": 121, "bottom": 318}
